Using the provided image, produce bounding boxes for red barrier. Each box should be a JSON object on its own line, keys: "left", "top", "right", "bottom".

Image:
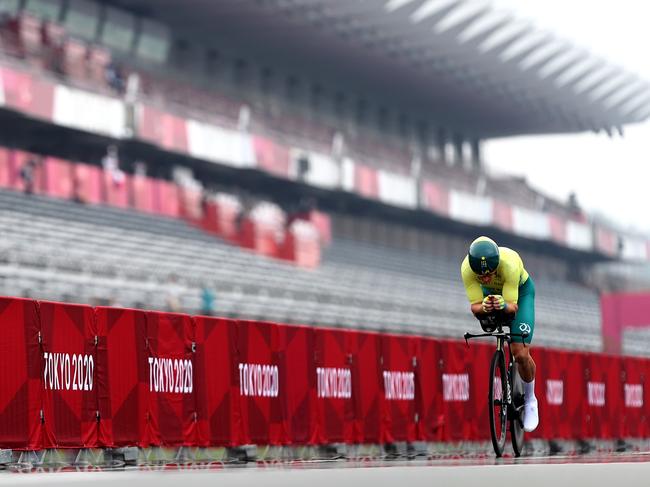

{"left": 130, "top": 176, "right": 156, "bottom": 214}
{"left": 350, "top": 331, "right": 383, "bottom": 444}
{"left": 381, "top": 334, "right": 418, "bottom": 443}
{"left": 438, "top": 339, "right": 478, "bottom": 441}
{"left": 621, "top": 357, "right": 648, "bottom": 438}
{"left": 416, "top": 338, "right": 443, "bottom": 441}
{"left": 0, "top": 147, "right": 11, "bottom": 188}
{"left": 3, "top": 297, "right": 650, "bottom": 450}
{"left": 0, "top": 297, "right": 42, "bottom": 450}
{"left": 103, "top": 171, "right": 130, "bottom": 209}
{"left": 282, "top": 325, "right": 316, "bottom": 445}
{"left": 584, "top": 353, "right": 622, "bottom": 439}
{"left": 143, "top": 311, "right": 197, "bottom": 446}
{"left": 153, "top": 180, "right": 180, "bottom": 218}
{"left": 253, "top": 136, "right": 291, "bottom": 179}
{"left": 38, "top": 301, "right": 98, "bottom": 448}
{"left": 179, "top": 187, "right": 203, "bottom": 222}
{"left": 312, "top": 327, "right": 355, "bottom": 444}
{"left": 95, "top": 307, "right": 147, "bottom": 447}
{"left": 0, "top": 67, "right": 55, "bottom": 121}
{"left": 73, "top": 163, "right": 102, "bottom": 205}
{"left": 194, "top": 317, "right": 239, "bottom": 447}
{"left": 533, "top": 348, "right": 571, "bottom": 440}
{"left": 42, "top": 157, "right": 74, "bottom": 199}
{"left": 136, "top": 105, "right": 189, "bottom": 154}
{"left": 236, "top": 320, "right": 287, "bottom": 445}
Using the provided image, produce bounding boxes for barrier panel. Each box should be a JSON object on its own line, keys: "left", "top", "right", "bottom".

{"left": 532, "top": 348, "right": 570, "bottom": 440}
{"left": 416, "top": 337, "right": 443, "bottom": 442}
{"left": 73, "top": 163, "right": 103, "bottom": 205}
{"left": 621, "top": 357, "right": 648, "bottom": 438}
{"left": 253, "top": 136, "right": 291, "bottom": 179}
{"left": 438, "top": 339, "right": 481, "bottom": 441}
{"left": 0, "top": 147, "right": 10, "bottom": 188}
{"left": 103, "top": 171, "right": 130, "bottom": 209}
{"left": 153, "top": 180, "right": 180, "bottom": 218}
{"left": 194, "top": 317, "right": 239, "bottom": 447}
{"left": 236, "top": 320, "right": 287, "bottom": 445}
{"left": 0, "top": 297, "right": 42, "bottom": 450}
{"left": 143, "top": 311, "right": 197, "bottom": 446}
{"left": 584, "top": 353, "right": 622, "bottom": 440}
{"left": 130, "top": 176, "right": 156, "bottom": 214}
{"left": 39, "top": 301, "right": 98, "bottom": 448}
{"left": 312, "top": 327, "right": 355, "bottom": 444}
{"left": 350, "top": 331, "right": 383, "bottom": 444}
{"left": 42, "top": 157, "right": 74, "bottom": 200}
{"left": 282, "top": 325, "right": 315, "bottom": 445}
{"left": 95, "top": 307, "right": 147, "bottom": 447}
{"left": 380, "top": 334, "right": 418, "bottom": 443}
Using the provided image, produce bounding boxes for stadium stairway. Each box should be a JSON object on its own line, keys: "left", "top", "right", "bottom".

{"left": 0, "top": 189, "right": 615, "bottom": 355}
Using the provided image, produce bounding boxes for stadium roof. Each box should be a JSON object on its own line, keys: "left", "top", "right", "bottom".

{"left": 109, "top": 0, "right": 650, "bottom": 138}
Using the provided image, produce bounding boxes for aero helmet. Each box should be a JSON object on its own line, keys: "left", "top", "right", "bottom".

{"left": 468, "top": 236, "right": 500, "bottom": 275}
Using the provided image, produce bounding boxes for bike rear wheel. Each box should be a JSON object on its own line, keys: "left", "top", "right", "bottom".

{"left": 510, "top": 362, "right": 526, "bottom": 457}
{"left": 488, "top": 349, "right": 507, "bottom": 457}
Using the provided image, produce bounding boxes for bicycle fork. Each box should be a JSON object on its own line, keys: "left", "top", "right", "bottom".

{"left": 497, "top": 337, "right": 513, "bottom": 407}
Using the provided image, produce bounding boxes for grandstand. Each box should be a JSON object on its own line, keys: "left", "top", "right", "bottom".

{"left": 0, "top": 0, "right": 648, "bottom": 359}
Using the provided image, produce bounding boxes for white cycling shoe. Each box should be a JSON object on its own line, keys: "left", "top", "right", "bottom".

{"left": 523, "top": 397, "right": 539, "bottom": 432}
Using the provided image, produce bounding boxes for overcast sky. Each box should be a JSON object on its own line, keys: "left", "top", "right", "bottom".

{"left": 483, "top": 0, "right": 650, "bottom": 235}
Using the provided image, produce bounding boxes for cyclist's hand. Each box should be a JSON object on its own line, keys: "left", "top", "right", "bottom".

{"left": 491, "top": 294, "right": 506, "bottom": 311}
{"left": 481, "top": 296, "right": 494, "bottom": 313}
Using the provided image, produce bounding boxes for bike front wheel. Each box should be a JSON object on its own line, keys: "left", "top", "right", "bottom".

{"left": 488, "top": 349, "right": 507, "bottom": 457}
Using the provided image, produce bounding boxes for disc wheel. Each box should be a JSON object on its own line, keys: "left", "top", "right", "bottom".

{"left": 488, "top": 349, "right": 507, "bottom": 457}
{"left": 510, "top": 362, "right": 526, "bottom": 457}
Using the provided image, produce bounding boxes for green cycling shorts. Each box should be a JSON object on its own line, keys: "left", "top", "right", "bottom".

{"left": 511, "top": 277, "right": 535, "bottom": 344}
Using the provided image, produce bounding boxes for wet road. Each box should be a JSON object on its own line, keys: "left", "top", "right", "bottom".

{"left": 3, "top": 454, "right": 650, "bottom": 487}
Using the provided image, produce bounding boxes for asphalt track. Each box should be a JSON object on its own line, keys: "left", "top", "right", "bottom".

{"left": 3, "top": 455, "right": 650, "bottom": 487}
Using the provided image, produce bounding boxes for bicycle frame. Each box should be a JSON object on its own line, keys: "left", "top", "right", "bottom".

{"left": 464, "top": 323, "right": 528, "bottom": 457}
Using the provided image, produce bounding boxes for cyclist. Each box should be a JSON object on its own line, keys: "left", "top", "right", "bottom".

{"left": 461, "top": 236, "right": 538, "bottom": 432}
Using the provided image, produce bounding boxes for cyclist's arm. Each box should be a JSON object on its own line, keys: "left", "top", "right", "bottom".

{"left": 462, "top": 264, "right": 486, "bottom": 316}
{"left": 501, "top": 278, "right": 519, "bottom": 315}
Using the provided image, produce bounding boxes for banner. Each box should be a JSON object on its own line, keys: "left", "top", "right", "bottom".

{"left": 0, "top": 297, "right": 42, "bottom": 450}
{"left": 312, "top": 327, "right": 355, "bottom": 444}
{"left": 39, "top": 301, "right": 98, "bottom": 448}
{"left": 533, "top": 348, "right": 569, "bottom": 439}
{"left": 194, "top": 317, "right": 239, "bottom": 447}
{"left": 350, "top": 331, "right": 383, "bottom": 444}
{"left": 584, "top": 353, "right": 622, "bottom": 439}
{"left": 281, "top": 325, "right": 315, "bottom": 445}
{"left": 438, "top": 339, "right": 476, "bottom": 441}
{"left": 381, "top": 334, "right": 418, "bottom": 443}
{"left": 621, "top": 357, "right": 648, "bottom": 438}
{"left": 95, "top": 307, "right": 147, "bottom": 447}
{"left": 416, "top": 338, "right": 443, "bottom": 441}
{"left": 236, "top": 320, "right": 287, "bottom": 445}
{"left": 144, "top": 311, "right": 197, "bottom": 446}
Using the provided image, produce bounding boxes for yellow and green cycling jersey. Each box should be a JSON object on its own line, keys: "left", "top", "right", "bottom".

{"left": 461, "top": 246, "right": 529, "bottom": 304}
{"left": 461, "top": 246, "right": 535, "bottom": 344}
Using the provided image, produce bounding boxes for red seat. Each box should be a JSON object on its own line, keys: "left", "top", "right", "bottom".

{"left": 87, "top": 45, "right": 111, "bottom": 88}
{"left": 62, "top": 38, "right": 87, "bottom": 80}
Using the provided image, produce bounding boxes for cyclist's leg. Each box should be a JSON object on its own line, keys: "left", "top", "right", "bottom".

{"left": 511, "top": 278, "right": 538, "bottom": 431}
{"left": 511, "top": 277, "right": 536, "bottom": 380}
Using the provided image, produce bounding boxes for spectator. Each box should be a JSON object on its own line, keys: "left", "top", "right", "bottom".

{"left": 134, "top": 160, "right": 147, "bottom": 177}
{"left": 105, "top": 61, "right": 125, "bottom": 94}
{"left": 165, "top": 274, "right": 183, "bottom": 313}
{"left": 200, "top": 284, "right": 216, "bottom": 316}
{"left": 102, "top": 145, "right": 125, "bottom": 186}
{"left": 20, "top": 156, "right": 41, "bottom": 194}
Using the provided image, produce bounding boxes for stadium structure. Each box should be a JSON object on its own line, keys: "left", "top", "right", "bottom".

{"left": 0, "top": 0, "right": 649, "bottom": 355}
